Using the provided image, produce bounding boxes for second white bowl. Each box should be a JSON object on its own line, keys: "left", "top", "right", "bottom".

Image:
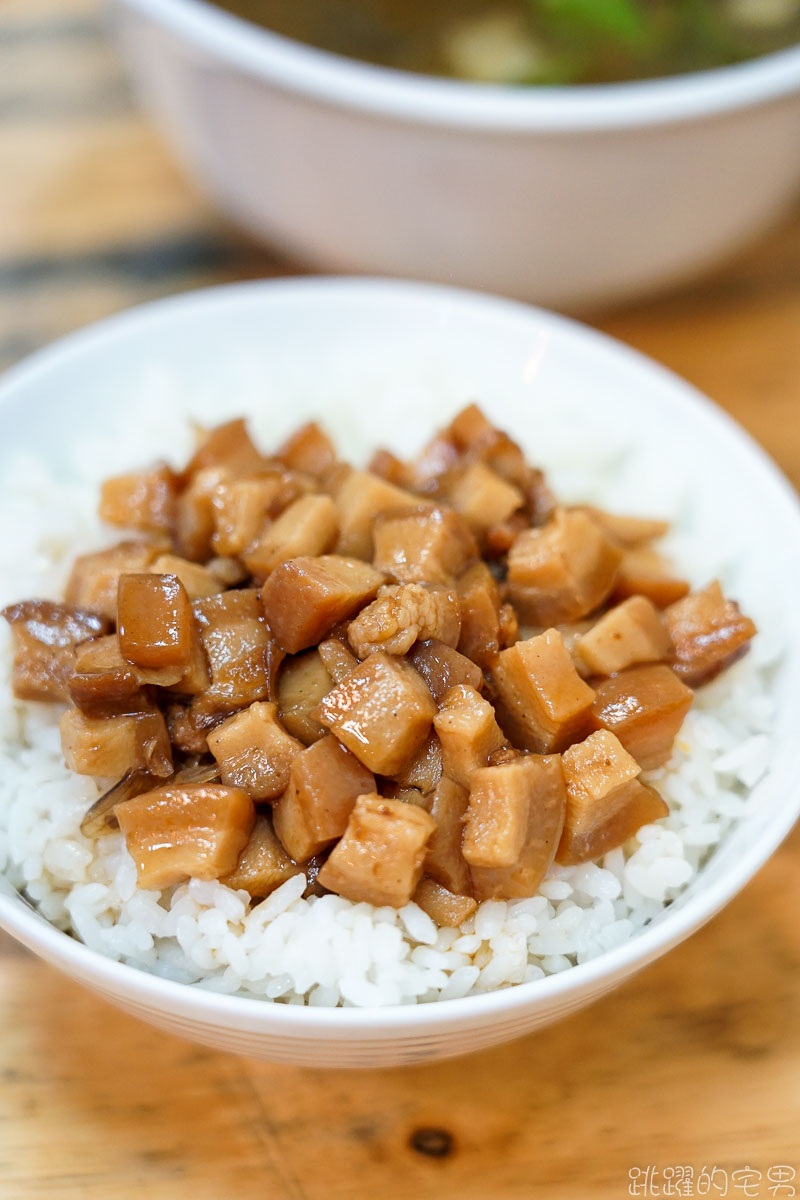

{"left": 111, "top": 0, "right": 800, "bottom": 308}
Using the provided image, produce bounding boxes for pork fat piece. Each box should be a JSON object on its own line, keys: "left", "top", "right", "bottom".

{"left": 314, "top": 651, "right": 436, "bottom": 775}
{"left": 317, "top": 794, "right": 435, "bottom": 907}
{"left": 116, "top": 782, "right": 255, "bottom": 890}
{"left": 557, "top": 731, "right": 668, "bottom": 865}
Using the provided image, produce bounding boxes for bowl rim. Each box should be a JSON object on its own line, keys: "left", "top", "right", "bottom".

{"left": 112, "top": 0, "right": 800, "bottom": 131}
{"left": 1, "top": 274, "right": 800, "bottom": 1034}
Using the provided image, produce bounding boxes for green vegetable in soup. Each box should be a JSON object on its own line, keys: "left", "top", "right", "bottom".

{"left": 211, "top": 0, "right": 800, "bottom": 85}
{"left": 538, "top": 0, "right": 648, "bottom": 46}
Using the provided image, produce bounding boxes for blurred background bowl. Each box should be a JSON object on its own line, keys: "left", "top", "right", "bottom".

{"left": 1, "top": 276, "right": 800, "bottom": 1067}
{"left": 110, "top": 0, "right": 800, "bottom": 309}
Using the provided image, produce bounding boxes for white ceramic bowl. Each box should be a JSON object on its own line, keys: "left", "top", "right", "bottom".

{"left": 1, "top": 277, "right": 799, "bottom": 1068}
{"left": 109, "top": 0, "right": 800, "bottom": 308}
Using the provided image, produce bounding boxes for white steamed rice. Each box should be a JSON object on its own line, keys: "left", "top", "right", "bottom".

{"left": 0, "top": 399, "right": 782, "bottom": 1008}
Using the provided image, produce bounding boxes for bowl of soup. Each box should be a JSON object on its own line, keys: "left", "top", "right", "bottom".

{"left": 110, "top": 0, "right": 800, "bottom": 307}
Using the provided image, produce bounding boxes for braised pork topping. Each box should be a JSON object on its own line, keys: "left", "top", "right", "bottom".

{"left": 4, "top": 406, "right": 755, "bottom": 914}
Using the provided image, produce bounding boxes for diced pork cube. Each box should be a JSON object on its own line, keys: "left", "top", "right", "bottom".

{"left": 483, "top": 512, "right": 529, "bottom": 558}
{"left": 507, "top": 508, "right": 622, "bottom": 625}
{"left": 446, "top": 461, "right": 523, "bottom": 536}
{"left": 115, "top": 782, "right": 255, "bottom": 890}
{"left": 441, "top": 404, "right": 523, "bottom": 480}
{"left": 210, "top": 474, "right": 288, "bottom": 557}
{"left": 612, "top": 548, "right": 690, "bottom": 608}
{"left": 276, "top": 421, "right": 337, "bottom": 478}
{"left": 392, "top": 732, "right": 443, "bottom": 795}
{"left": 415, "top": 404, "right": 529, "bottom": 488}
{"left": 99, "top": 463, "right": 177, "bottom": 534}
{"left": 193, "top": 589, "right": 280, "bottom": 717}
{"left": 562, "top": 729, "right": 640, "bottom": 816}
{"left": 462, "top": 757, "right": 544, "bottom": 869}
{"left": 2, "top": 600, "right": 106, "bottom": 703}
{"left": 407, "top": 638, "right": 483, "bottom": 702}
{"left": 422, "top": 776, "right": 472, "bottom": 895}
{"left": 372, "top": 506, "right": 477, "bottom": 585}
{"left": 272, "top": 735, "right": 375, "bottom": 861}
{"left": 492, "top": 629, "right": 596, "bottom": 753}
{"left": 118, "top": 573, "right": 209, "bottom": 694}
{"left": 470, "top": 754, "right": 566, "bottom": 901}
{"left": 117, "top": 573, "right": 202, "bottom": 685}
{"left": 243, "top": 494, "right": 338, "bottom": 580}
{"left": 260, "top": 555, "right": 384, "bottom": 654}
{"left": 446, "top": 406, "right": 553, "bottom": 522}
{"left": 666, "top": 581, "right": 757, "bottom": 686}
{"left": 348, "top": 583, "right": 461, "bottom": 659}
{"left": 317, "top": 794, "right": 435, "bottom": 907}
{"left": 65, "top": 540, "right": 163, "bottom": 622}
{"left": 433, "top": 684, "right": 506, "bottom": 788}
{"left": 276, "top": 649, "right": 332, "bottom": 744}
{"left": 69, "top": 634, "right": 145, "bottom": 716}
{"left": 556, "top": 730, "right": 668, "bottom": 865}
{"left": 332, "top": 470, "right": 419, "bottom": 560}
{"left": 403, "top": 430, "right": 460, "bottom": 490}
{"left": 207, "top": 700, "right": 303, "bottom": 800}
{"left": 590, "top": 664, "right": 693, "bottom": 769}
{"left": 446, "top": 403, "right": 503, "bottom": 452}
{"left": 575, "top": 595, "right": 672, "bottom": 676}
{"left": 221, "top": 813, "right": 305, "bottom": 897}
{"left": 149, "top": 554, "right": 225, "bottom": 600}
{"left": 456, "top": 562, "right": 504, "bottom": 668}
{"left": 183, "top": 418, "right": 266, "bottom": 481}
{"left": 412, "top": 878, "right": 477, "bottom": 928}
{"left": 314, "top": 652, "right": 436, "bottom": 775}
{"left": 367, "top": 448, "right": 407, "bottom": 486}
{"left": 174, "top": 466, "right": 229, "bottom": 562}
{"left": 60, "top": 706, "right": 172, "bottom": 779}
{"left": 562, "top": 783, "right": 669, "bottom": 866}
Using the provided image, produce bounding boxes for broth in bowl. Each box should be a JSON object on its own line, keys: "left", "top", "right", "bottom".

{"left": 210, "top": 0, "right": 800, "bottom": 84}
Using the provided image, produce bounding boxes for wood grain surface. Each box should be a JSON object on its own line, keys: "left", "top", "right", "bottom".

{"left": 1, "top": 3, "right": 799, "bottom": 1197}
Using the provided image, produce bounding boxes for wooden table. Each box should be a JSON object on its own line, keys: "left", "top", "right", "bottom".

{"left": 1, "top": 4, "right": 799, "bottom": 1197}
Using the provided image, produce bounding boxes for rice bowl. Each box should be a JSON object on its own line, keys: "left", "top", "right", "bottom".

{"left": 0, "top": 277, "right": 798, "bottom": 1067}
